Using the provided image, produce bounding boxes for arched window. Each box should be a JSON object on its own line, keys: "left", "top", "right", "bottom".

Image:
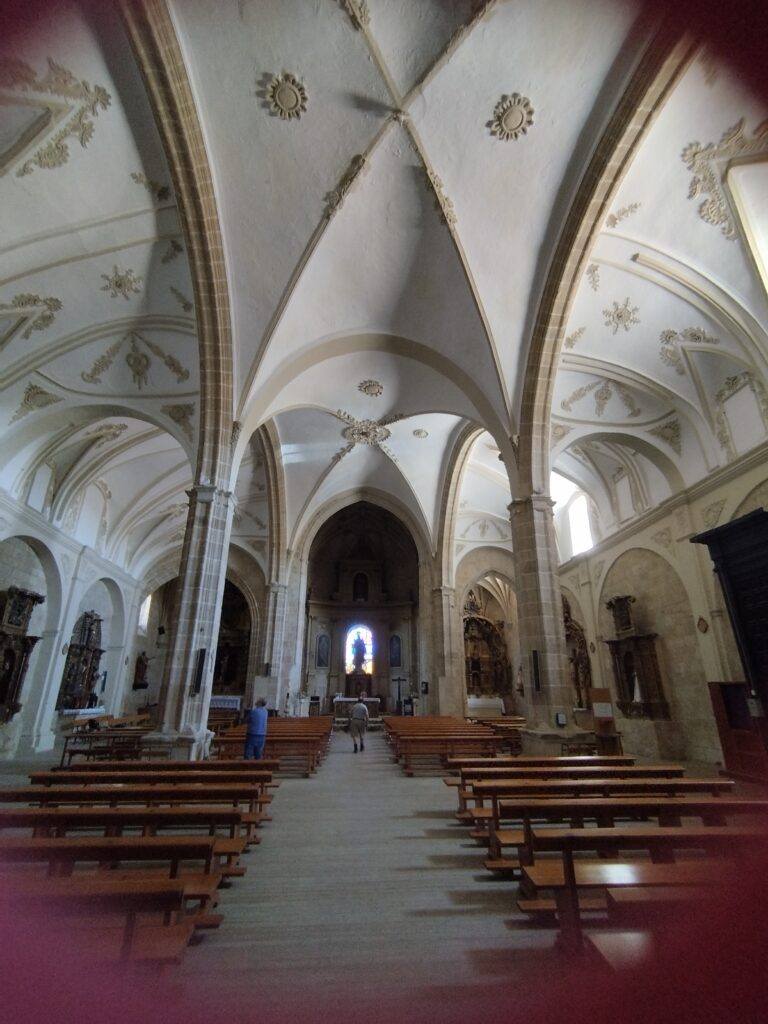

{"left": 345, "top": 625, "right": 373, "bottom": 674}
{"left": 568, "top": 494, "right": 593, "bottom": 555}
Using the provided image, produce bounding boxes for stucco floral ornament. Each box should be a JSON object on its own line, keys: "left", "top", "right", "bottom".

{"left": 490, "top": 93, "right": 534, "bottom": 141}
{"left": 266, "top": 72, "right": 308, "bottom": 121}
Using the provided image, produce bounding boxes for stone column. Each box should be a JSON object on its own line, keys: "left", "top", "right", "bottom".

{"left": 261, "top": 580, "right": 288, "bottom": 710}
{"left": 158, "top": 484, "right": 234, "bottom": 755}
{"left": 509, "top": 495, "right": 571, "bottom": 724}
{"left": 431, "top": 584, "right": 465, "bottom": 718}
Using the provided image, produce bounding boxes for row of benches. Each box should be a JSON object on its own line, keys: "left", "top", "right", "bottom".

{"left": 0, "top": 758, "right": 282, "bottom": 969}
{"left": 211, "top": 716, "right": 334, "bottom": 775}
{"left": 428, "top": 741, "right": 768, "bottom": 962}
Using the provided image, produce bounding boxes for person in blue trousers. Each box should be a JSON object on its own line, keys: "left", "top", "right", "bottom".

{"left": 244, "top": 698, "right": 268, "bottom": 759}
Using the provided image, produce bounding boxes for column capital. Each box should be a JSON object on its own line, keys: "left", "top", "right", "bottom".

{"left": 508, "top": 494, "right": 555, "bottom": 516}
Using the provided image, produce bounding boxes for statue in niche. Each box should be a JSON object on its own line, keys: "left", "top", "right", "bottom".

{"left": 132, "top": 651, "right": 149, "bottom": 690}
{"left": 352, "top": 632, "right": 367, "bottom": 673}
{"left": 317, "top": 634, "right": 330, "bottom": 668}
{"left": 389, "top": 634, "right": 401, "bottom": 667}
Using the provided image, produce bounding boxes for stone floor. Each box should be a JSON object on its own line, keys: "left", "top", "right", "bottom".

{"left": 174, "top": 730, "right": 570, "bottom": 1022}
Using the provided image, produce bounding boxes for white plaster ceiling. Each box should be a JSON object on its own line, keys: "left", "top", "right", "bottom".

{"left": 1, "top": 0, "right": 767, "bottom": 586}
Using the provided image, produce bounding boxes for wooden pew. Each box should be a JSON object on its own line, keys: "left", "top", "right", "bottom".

{"left": 0, "top": 805, "right": 253, "bottom": 868}
{"left": 0, "top": 832, "right": 221, "bottom": 878}
{"left": 0, "top": 782, "right": 270, "bottom": 839}
{"left": 452, "top": 764, "right": 685, "bottom": 819}
{"left": 60, "top": 729, "right": 150, "bottom": 766}
{"left": 212, "top": 719, "right": 333, "bottom": 776}
{"left": 485, "top": 794, "right": 768, "bottom": 870}
{"left": 30, "top": 769, "right": 273, "bottom": 791}
{"left": 56, "top": 758, "right": 281, "bottom": 774}
{"left": 0, "top": 875, "right": 193, "bottom": 966}
{"left": 520, "top": 856, "right": 736, "bottom": 953}
{"left": 473, "top": 777, "right": 735, "bottom": 841}
{"left": 444, "top": 755, "right": 636, "bottom": 772}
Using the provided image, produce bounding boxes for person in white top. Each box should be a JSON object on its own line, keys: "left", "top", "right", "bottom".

{"left": 349, "top": 697, "right": 369, "bottom": 753}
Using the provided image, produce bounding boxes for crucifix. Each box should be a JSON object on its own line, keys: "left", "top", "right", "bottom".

{"left": 392, "top": 676, "right": 407, "bottom": 714}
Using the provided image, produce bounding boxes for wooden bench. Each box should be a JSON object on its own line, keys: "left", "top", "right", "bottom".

{"left": 0, "top": 805, "right": 253, "bottom": 869}
{"left": 212, "top": 721, "right": 333, "bottom": 776}
{"left": 394, "top": 733, "right": 501, "bottom": 775}
{"left": 56, "top": 758, "right": 281, "bottom": 774}
{"left": 60, "top": 730, "right": 150, "bottom": 766}
{"left": 584, "top": 930, "right": 654, "bottom": 970}
{"left": 444, "top": 755, "right": 636, "bottom": 772}
{"left": 0, "top": 875, "right": 193, "bottom": 966}
{"left": 486, "top": 793, "right": 768, "bottom": 868}
{"left": 0, "top": 781, "right": 271, "bottom": 838}
{"left": 473, "top": 777, "right": 735, "bottom": 840}
{"left": 521, "top": 857, "right": 732, "bottom": 952}
{"left": 453, "top": 764, "right": 685, "bottom": 818}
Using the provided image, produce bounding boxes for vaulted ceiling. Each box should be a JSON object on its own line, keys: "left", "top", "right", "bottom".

{"left": 1, "top": 0, "right": 766, "bottom": 587}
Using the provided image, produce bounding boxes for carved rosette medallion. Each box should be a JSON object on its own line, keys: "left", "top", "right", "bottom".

{"left": 101, "top": 266, "right": 143, "bottom": 300}
{"left": 266, "top": 73, "right": 308, "bottom": 121}
{"left": 341, "top": 419, "right": 391, "bottom": 445}
{"left": 412, "top": 429, "right": 428, "bottom": 439}
{"left": 358, "top": 379, "right": 383, "bottom": 397}
{"left": 490, "top": 93, "right": 534, "bottom": 141}
{"left": 603, "top": 298, "right": 640, "bottom": 335}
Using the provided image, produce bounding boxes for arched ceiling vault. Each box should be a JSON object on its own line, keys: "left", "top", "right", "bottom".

{"left": 1, "top": 0, "right": 767, "bottom": 586}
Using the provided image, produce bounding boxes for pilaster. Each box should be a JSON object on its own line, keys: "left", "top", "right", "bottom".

{"left": 158, "top": 484, "right": 234, "bottom": 753}
{"left": 509, "top": 495, "right": 571, "bottom": 722}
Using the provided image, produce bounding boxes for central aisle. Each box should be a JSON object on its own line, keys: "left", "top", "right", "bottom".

{"left": 178, "top": 730, "right": 565, "bottom": 1021}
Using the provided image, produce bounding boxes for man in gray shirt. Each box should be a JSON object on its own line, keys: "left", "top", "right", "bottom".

{"left": 349, "top": 697, "right": 368, "bottom": 753}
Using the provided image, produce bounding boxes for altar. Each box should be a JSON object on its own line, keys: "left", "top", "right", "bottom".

{"left": 333, "top": 696, "right": 380, "bottom": 721}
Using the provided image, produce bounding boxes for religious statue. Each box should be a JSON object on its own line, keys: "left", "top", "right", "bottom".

{"left": 132, "top": 650, "right": 149, "bottom": 690}
{"left": 351, "top": 633, "right": 367, "bottom": 673}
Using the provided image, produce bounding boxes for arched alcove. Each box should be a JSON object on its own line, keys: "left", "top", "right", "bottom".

{"left": 305, "top": 501, "right": 419, "bottom": 711}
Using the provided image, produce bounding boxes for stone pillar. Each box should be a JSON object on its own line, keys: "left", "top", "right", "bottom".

{"left": 261, "top": 581, "right": 288, "bottom": 709}
{"left": 158, "top": 484, "right": 234, "bottom": 756}
{"left": 509, "top": 495, "right": 571, "bottom": 724}
{"left": 431, "top": 584, "right": 465, "bottom": 718}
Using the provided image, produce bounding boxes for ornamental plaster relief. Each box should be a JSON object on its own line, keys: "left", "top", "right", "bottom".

{"left": 489, "top": 93, "right": 534, "bottom": 141}
{"left": 130, "top": 171, "right": 170, "bottom": 203}
{"left": 586, "top": 265, "right": 600, "bottom": 291}
{"left": 714, "top": 371, "right": 768, "bottom": 459}
{"left": 422, "top": 167, "right": 457, "bottom": 228}
{"left": 170, "top": 287, "right": 193, "bottom": 313}
{"left": 605, "top": 202, "right": 641, "bottom": 229}
{"left": 702, "top": 498, "right": 726, "bottom": 529}
{"left": 549, "top": 424, "right": 572, "bottom": 447}
{"left": 659, "top": 326, "right": 719, "bottom": 375}
{"left": 603, "top": 297, "right": 640, "bottom": 335}
{"left": 161, "top": 240, "right": 184, "bottom": 264}
{"left": 9, "top": 383, "right": 63, "bottom": 423}
{"left": 561, "top": 379, "right": 642, "bottom": 418}
{"left": 0, "top": 294, "right": 62, "bottom": 348}
{"left": 564, "top": 326, "right": 585, "bottom": 350}
{"left": 265, "top": 72, "right": 308, "bottom": 121}
{"left": 80, "top": 331, "right": 190, "bottom": 389}
{"left": 161, "top": 403, "right": 195, "bottom": 441}
{"left": 339, "top": 0, "right": 370, "bottom": 31}
{"left": 330, "top": 409, "right": 404, "bottom": 464}
{"left": 325, "top": 155, "right": 367, "bottom": 218}
{"left": 84, "top": 423, "right": 128, "bottom": 448}
{"left": 101, "top": 266, "right": 143, "bottom": 300}
{"left": 0, "top": 57, "right": 111, "bottom": 177}
{"left": 648, "top": 418, "right": 682, "bottom": 455}
{"left": 357, "top": 379, "right": 382, "bottom": 397}
{"left": 682, "top": 119, "right": 768, "bottom": 239}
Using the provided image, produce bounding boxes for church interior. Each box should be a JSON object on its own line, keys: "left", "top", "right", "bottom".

{"left": 1, "top": 0, "right": 768, "bottom": 1011}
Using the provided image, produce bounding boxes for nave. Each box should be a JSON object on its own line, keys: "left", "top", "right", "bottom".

{"left": 175, "top": 731, "right": 572, "bottom": 1021}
